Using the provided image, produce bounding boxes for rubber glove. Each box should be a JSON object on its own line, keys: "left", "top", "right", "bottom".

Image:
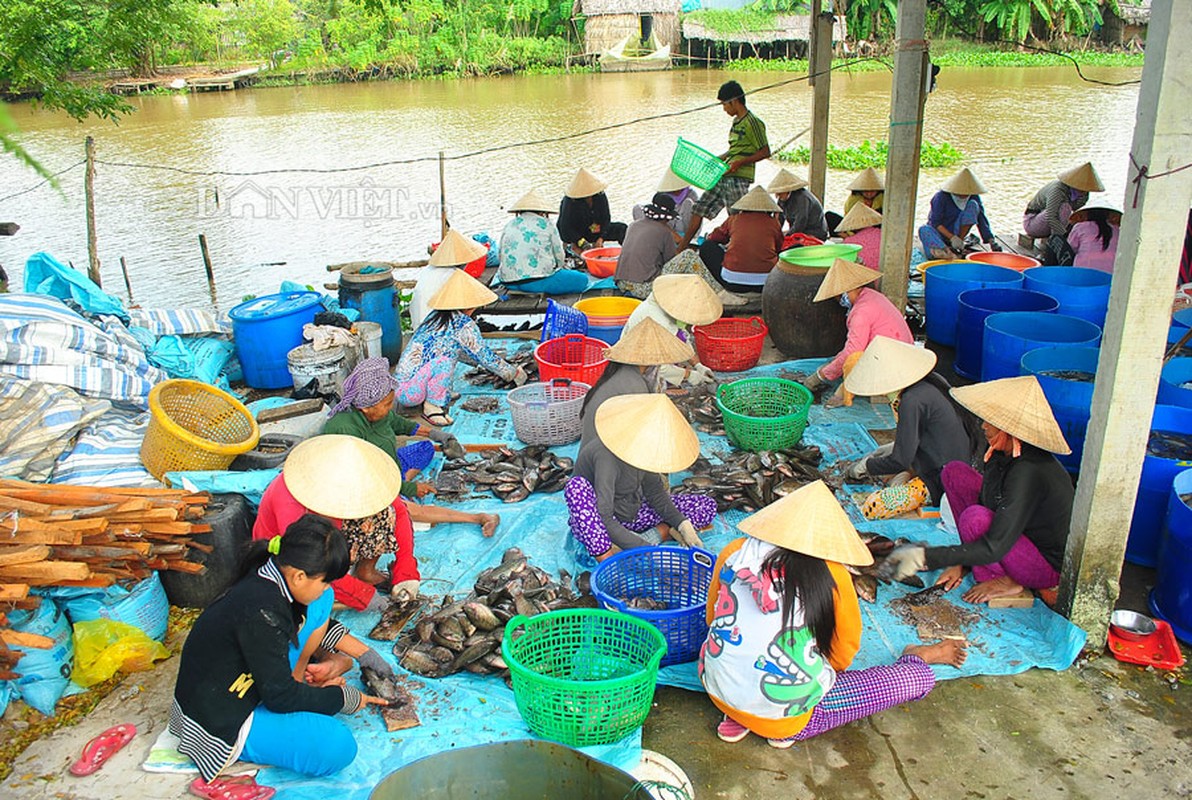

{"left": 689, "top": 364, "right": 717, "bottom": 385}
{"left": 656, "top": 364, "right": 688, "bottom": 387}
{"left": 847, "top": 456, "right": 870, "bottom": 480}
{"left": 392, "top": 579, "right": 421, "bottom": 602}
{"left": 363, "top": 590, "right": 389, "bottom": 614}
{"left": 358, "top": 647, "right": 397, "bottom": 681}
{"left": 423, "top": 427, "right": 454, "bottom": 444}
{"left": 949, "top": 235, "right": 964, "bottom": 252}
{"left": 512, "top": 366, "right": 529, "bottom": 387}
{"left": 675, "top": 519, "right": 704, "bottom": 549}
{"left": 800, "top": 370, "right": 825, "bottom": 391}
{"left": 876, "top": 544, "right": 928, "bottom": 582}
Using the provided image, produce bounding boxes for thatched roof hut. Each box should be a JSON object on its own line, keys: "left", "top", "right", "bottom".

{"left": 681, "top": 13, "right": 847, "bottom": 61}
{"left": 578, "top": 0, "right": 682, "bottom": 55}
{"left": 1101, "top": 0, "right": 1150, "bottom": 47}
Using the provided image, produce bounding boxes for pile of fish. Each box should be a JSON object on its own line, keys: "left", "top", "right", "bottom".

{"left": 673, "top": 446, "right": 830, "bottom": 512}
{"left": 385, "top": 548, "right": 596, "bottom": 680}
{"left": 1038, "top": 369, "right": 1096, "bottom": 383}
{"left": 1148, "top": 429, "right": 1192, "bottom": 460}
{"left": 435, "top": 445, "right": 573, "bottom": 503}
{"left": 845, "top": 533, "right": 926, "bottom": 604}
{"left": 670, "top": 383, "right": 725, "bottom": 436}
{"left": 460, "top": 396, "right": 501, "bottom": 414}
{"left": 462, "top": 348, "right": 539, "bottom": 389}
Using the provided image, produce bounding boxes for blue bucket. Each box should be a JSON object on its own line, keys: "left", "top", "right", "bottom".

{"left": 586, "top": 324, "right": 624, "bottom": 345}
{"left": 1020, "top": 347, "right": 1100, "bottom": 473}
{"left": 924, "top": 262, "right": 1022, "bottom": 346}
{"left": 541, "top": 299, "right": 588, "bottom": 343}
{"left": 229, "top": 291, "right": 323, "bottom": 389}
{"left": 1127, "top": 405, "right": 1192, "bottom": 567}
{"left": 955, "top": 288, "right": 1059, "bottom": 380}
{"left": 981, "top": 312, "right": 1102, "bottom": 382}
{"left": 1023, "top": 267, "right": 1113, "bottom": 329}
{"left": 1159, "top": 358, "right": 1192, "bottom": 410}
{"left": 1150, "top": 468, "right": 1192, "bottom": 644}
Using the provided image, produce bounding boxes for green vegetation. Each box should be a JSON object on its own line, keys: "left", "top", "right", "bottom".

{"left": 725, "top": 45, "right": 1142, "bottom": 73}
{"left": 776, "top": 140, "right": 965, "bottom": 170}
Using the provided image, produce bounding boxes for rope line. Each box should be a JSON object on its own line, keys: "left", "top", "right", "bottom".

{"left": 0, "top": 160, "right": 85, "bottom": 205}
{"left": 1128, "top": 153, "right": 1192, "bottom": 208}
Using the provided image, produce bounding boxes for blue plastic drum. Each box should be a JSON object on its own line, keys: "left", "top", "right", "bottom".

{"left": 1158, "top": 358, "right": 1192, "bottom": 410}
{"left": 1150, "top": 468, "right": 1192, "bottom": 644}
{"left": 981, "top": 312, "right": 1102, "bottom": 382}
{"left": 955, "top": 288, "right": 1058, "bottom": 380}
{"left": 1127, "top": 405, "right": 1192, "bottom": 567}
{"left": 229, "top": 291, "right": 323, "bottom": 389}
{"left": 924, "top": 262, "right": 1022, "bottom": 346}
{"left": 1020, "top": 346, "right": 1099, "bottom": 473}
{"left": 1023, "top": 266, "right": 1113, "bottom": 329}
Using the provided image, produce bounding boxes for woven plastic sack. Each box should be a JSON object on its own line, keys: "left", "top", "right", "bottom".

{"left": 71, "top": 619, "right": 169, "bottom": 687}
{"left": 6, "top": 602, "right": 74, "bottom": 715}
{"left": 861, "top": 478, "right": 929, "bottom": 521}
{"left": 62, "top": 573, "right": 170, "bottom": 641}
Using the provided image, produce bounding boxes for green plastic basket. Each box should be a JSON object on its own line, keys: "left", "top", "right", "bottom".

{"left": 670, "top": 138, "right": 729, "bottom": 191}
{"left": 502, "top": 609, "right": 667, "bottom": 747}
{"left": 716, "top": 377, "right": 813, "bottom": 452}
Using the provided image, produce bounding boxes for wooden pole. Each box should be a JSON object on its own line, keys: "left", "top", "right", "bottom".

{"left": 1058, "top": 0, "right": 1192, "bottom": 645}
{"left": 876, "top": 0, "right": 928, "bottom": 316}
{"left": 808, "top": 4, "right": 833, "bottom": 203}
{"left": 198, "top": 234, "right": 215, "bottom": 284}
{"left": 439, "top": 151, "right": 449, "bottom": 240}
{"left": 119, "top": 256, "right": 133, "bottom": 300}
{"left": 83, "top": 137, "right": 101, "bottom": 288}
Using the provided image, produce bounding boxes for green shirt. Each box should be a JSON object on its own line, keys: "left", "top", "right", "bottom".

{"left": 726, "top": 110, "right": 768, "bottom": 183}
{"left": 323, "top": 408, "right": 421, "bottom": 497}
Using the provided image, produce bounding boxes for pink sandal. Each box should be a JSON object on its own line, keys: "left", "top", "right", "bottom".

{"left": 189, "top": 776, "right": 276, "bottom": 800}
{"left": 69, "top": 723, "right": 137, "bottom": 776}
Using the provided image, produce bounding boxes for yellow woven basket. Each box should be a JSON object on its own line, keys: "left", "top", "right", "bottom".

{"left": 140, "top": 379, "right": 260, "bottom": 480}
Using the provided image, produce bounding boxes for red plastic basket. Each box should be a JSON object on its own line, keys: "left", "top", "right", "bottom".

{"left": 534, "top": 334, "right": 609, "bottom": 385}
{"left": 692, "top": 316, "right": 768, "bottom": 372}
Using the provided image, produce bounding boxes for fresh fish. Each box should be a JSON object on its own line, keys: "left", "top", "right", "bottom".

{"left": 853, "top": 573, "right": 879, "bottom": 603}
{"left": 361, "top": 666, "right": 421, "bottom": 731}
{"left": 368, "top": 596, "right": 427, "bottom": 641}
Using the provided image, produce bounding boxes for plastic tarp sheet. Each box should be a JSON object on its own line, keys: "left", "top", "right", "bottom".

{"left": 50, "top": 407, "right": 159, "bottom": 488}
{"left": 23, "top": 251, "right": 128, "bottom": 321}
{"left": 0, "top": 380, "right": 110, "bottom": 481}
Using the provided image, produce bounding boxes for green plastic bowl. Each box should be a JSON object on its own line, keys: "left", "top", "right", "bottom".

{"left": 778, "top": 243, "right": 863, "bottom": 268}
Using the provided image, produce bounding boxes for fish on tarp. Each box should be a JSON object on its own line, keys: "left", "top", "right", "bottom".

{"left": 368, "top": 596, "right": 429, "bottom": 641}
{"left": 361, "top": 666, "right": 421, "bottom": 731}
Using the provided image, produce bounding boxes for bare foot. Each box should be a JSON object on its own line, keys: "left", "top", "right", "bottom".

{"left": 905, "top": 639, "right": 968, "bottom": 668}
{"left": 962, "top": 575, "right": 1023, "bottom": 604}
{"left": 354, "top": 560, "right": 388, "bottom": 586}
{"left": 657, "top": 523, "right": 673, "bottom": 542}
{"left": 479, "top": 513, "right": 500, "bottom": 538}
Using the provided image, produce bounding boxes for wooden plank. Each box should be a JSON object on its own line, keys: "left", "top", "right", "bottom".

{"left": 104, "top": 508, "right": 179, "bottom": 523}
{"left": 0, "top": 629, "right": 55, "bottom": 649}
{"left": 0, "top": 560, "right": 91, "bottom": 582}
{"left": 0, "top": 584, "right": 30, "bottom": 601}
{"left": 47, "top": 575, "right": 116, "bottom": 588}
{"left": 2, "top": 529, "right": 84, "bottom": 546}
{"left": 0, "top": 517, "right": 108, "bottom": 534}
{"left": 0, "top": 496, "right": 60, "bottom": 515}
{"left": 0, "top": 545, "right": 51, "bottom": 567}
{"left": 163, "top": 560, "right": 206, "bottom": 575}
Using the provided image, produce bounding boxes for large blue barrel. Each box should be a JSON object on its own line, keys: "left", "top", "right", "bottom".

{"left": 338, "top": 267, "right": 402, "bottom": 366}
{"left": 955, "top": 288, "right": 1058, "bottom": 380}
{"left": 981, "top": 312, "right": 1102, "bottom": 382}
{"left": 923, "top": 262, "right": 1022, "bottom": 346}
{"left": 1159, "top": 358, "right": 1192, "bottom": 410}
{"left": 1150, "top": 468, "right": 1192, "bottom": 644}
{"left": 1127, "top": 405, "right": 1192, "bottom": 567}
{"left": 1022, "top": 267, "right": 1113, "bottom": 328}
{"left": 228, "top": 291, "right": 323, "bottom": 389}
{"left": 1020, "top": 347, "right": 1099, "bottom": 473}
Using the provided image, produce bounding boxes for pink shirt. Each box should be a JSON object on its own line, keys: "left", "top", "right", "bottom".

{"left": 1067, "top": 220, "right": 1119, "bottom": 272}
{"left": 843, "top": 227, "right": 883, "bottom": 269}
{"left": 822, "top": 287, "right": 913, "bottom": 380}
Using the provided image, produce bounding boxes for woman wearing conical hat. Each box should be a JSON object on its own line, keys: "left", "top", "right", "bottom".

{"left": 767, "top": 168, "right": 828, "bottom": 241}
{"left": 843, "top": 167, "right": 885, "bottom": 214}
{"left": 409, "top": 228, "right": 490, "bottom": 330}
{"left": 698, "top": 185, "right": 785, "bottom": 294}
{"left": 567, "top": 394, "right": 715, "bottom": 562}
{"left": 497, "top": 189, "right": 588, "bottom": 295}
{"left": 624, "top": 274, "right": 723, "bottom": 388}
{"left": 835, "top": 203, "right": 883, "bottom": 269}
{"left": 842, "top": 337, "right": 974, "bottom": 520}
{"left": 394, "top": 270, "right": 526, "bottom": 428}
{"left": 1024, "top": 162, "right": 1104, "bottom": 264}
{"left": 1066, "top": 206, "right": 1121, "bottom": 272}
{"left": 557, "top": 168, "right": 626, "bottom": 251}
{"left": 919, "top": 168, "right": 999, "bottom": 261}
{"left": 700, "top": 482, "right": 965, "bottom": 748}
{"left": 633, "top": 169, "right": 699, "bottom": 237}
{"left": 880, "top": 376, "right": 1075, "bottom": 605}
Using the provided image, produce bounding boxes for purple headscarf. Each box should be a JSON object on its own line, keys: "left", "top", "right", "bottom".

{"left": 327, "top": 357, "right": 396, "bottom": 417}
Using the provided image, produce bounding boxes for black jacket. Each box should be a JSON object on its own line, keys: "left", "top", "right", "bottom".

{"left": 558, "top": 193, "right": 612, "bottom": 245}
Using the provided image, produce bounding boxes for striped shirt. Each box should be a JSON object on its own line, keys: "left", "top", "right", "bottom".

{"left": 726, "top": 111, "right": 769, "bottom": 183}
{"left": 1026, "top": 180, "right": 1089, "bottom": 237}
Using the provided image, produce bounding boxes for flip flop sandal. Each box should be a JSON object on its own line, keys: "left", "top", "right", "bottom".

{"left": 421, "top": 411, "right": 453, "bottom": 428}
{"left": 189, "top": 777, "right": 276, "bottom": 800}
{"left": 70, "top": 723, "right": 137, "bottom": 776}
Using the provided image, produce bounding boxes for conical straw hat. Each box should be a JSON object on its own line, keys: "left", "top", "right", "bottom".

{"left": 429, "top": 229, "right": 488, "bottom": 267}
{"left": 603, "top": 317, "right": 695, "bottom": 366}
{"left": 941, "top": 167, "right": 986, "bottom": 195}
{"left": 738, "top": 481, "right": 874, "bottom": 566}
{"left": 284, "top": 435, "right": 403, "bottom": 520}
{"left": 509, "top": 189, "right": 556, "bottom": 214}
{"left": 428, "top": 268, "right": 499, "bottom": 311}
{"left": 652, "top": 274, "right": 723, "bottom": 326}
{"left": 767, "top": 168, "right": 808, "bottom": 194}
{"left": 848, "top": 167, "right": 885, "bottom": 192}
{"left": 843, "top": 336, "right": 937, "bottom": 397}
{"left": 731, "top": 185, "right": 781, "bottom": 213}
{"left": 835, "top": 203, "right": 883, "bottom": 234}
{"left": 565, "top": 168, "right": 608, "bottom": 199}
{"left": 950, "top": 375, "right": 1071, "bottom": 455}
{"left": 595, "top": 393, "right": 700, "bottom": 473}
{"left": 656, "top": 169, "right": 689, "bottom": 193}
{"left": 813, "top": 257, "right": 880, "bottom": 302}
{"left": 1058, "top": 162, "right": 1104, "bottom": 193}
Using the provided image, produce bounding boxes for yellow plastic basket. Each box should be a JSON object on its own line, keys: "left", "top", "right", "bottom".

{"left": 140, "top": 379, "right": 260, "bottom": 480}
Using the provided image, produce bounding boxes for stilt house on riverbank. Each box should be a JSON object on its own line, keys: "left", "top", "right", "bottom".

{"left": 576, "top": 0, "right": 682, "bottom": 55}
{"left": 680, "top": 12, "right": 847, "bottom": 62}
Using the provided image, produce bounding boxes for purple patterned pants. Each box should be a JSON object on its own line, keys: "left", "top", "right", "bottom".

{"left": 395, "top": 355, "right": 452, "bottom": 407}
{"left": 795, "top": 655, "right": 936, "bottom": 739}
{"left": 563, "top": 476, "right": 717, "bottom": 558}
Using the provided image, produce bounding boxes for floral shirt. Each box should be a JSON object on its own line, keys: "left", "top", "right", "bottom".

{"left": 497, "top": 212, "right": 566, "bottom": 283}
{"left": 396, "top": 312, "right": 516, "bottom": 383}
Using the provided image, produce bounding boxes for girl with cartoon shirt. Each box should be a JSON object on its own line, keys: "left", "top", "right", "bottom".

{"left": 698, "top": 481, "right": 966, "bottom": 748}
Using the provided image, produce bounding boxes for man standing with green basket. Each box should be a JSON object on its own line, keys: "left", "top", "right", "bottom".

{"left": 677, "top": 80, "right": 771, "bottom": 253}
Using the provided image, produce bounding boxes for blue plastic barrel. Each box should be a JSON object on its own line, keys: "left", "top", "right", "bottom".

{"left": 1150, "top": 468, "right": 1192, "bottom": 644}
{"left": 924, "top": 262, "right": 1022, "bottom": 346}
{"left": 1127, "top": 405, "right": 1192, "bottom": 567}
{"left": 1159, "top": 358, "right": 1192, "bottom": 410}
{"left": 229, "top": 291, "right": 323, "bottom": 389}
{"left": 955, "top": 288, "right": 1059, "bottom": 380}
{"left": 1023, "top": 267, "right": 1113, "bottom": 329}
{"left": 981, "top": 312, "right": 1102, "bottom": 382}
{"left": 339, "top": 269, "right": 402, "bottom": 365}
{"left": 1020, "top": 347, "right": 1099, "bottom": 473}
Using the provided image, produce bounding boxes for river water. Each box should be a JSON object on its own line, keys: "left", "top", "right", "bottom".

{"left": 0, "top": 65, "right": 1141, "bottom": 311}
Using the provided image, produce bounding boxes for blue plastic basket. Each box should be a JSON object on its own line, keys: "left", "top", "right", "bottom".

{"left": 591, "top": 546, "right": 715, "bottom": 666}
{"left": 541, "top": 298, "right": 589, "bottom": 343}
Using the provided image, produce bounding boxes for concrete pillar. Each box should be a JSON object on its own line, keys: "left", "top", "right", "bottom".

{"left": 807, "top": 3, "right": 832, "bottom": 202}
{"left": 1058, "top": 0, "right": 1192, "bottom": 644}
{"left": 876, "top": 0, "right": 928, "bottom": 314}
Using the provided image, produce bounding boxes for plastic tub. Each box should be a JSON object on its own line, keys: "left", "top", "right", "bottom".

{"left": 229, "top": 291, "right": 323, "bottom": 389}
{"left": 924, "top": 262, "right": 1022, "bottom": 346}
{"left": 778, "top": 243, "right": 862, "bottom": 268}
{"left": 287, "top": 343, "right": 351, "bottom": 396}
{"left": 585, "top": 324, "right": 624, "bottom": 345}
{"left": 1023, "top": 266, "right": 1113, "bottom": 328}
{"left": 580, "top": 247, "right": 621, "bottom": 278}
{"left": 574, "top": 296, "right": 641, "bottom": 324}
{"left": 1150, "top": 468, "right": 1192, "bottom": 645}
{"left": 967, "top": 251, "right": 1041, "bottom": 271}
{"left": 981, "top": 312, "right": 1101, "bottom": 382}
{"left": 1158, "top": 357, "right": 1192, "bottom": 410}
{"left": 1020, "top": 346, "right": 1100, "bottom": 473}
{"left": 955, "top": 288, "right": 1059, "bottom": 380}
{"left": 1127, "top": 405, "right": 1192, "bottom": 567}
{"left": 670, "top": 137, "right": 728, "bottom": 190}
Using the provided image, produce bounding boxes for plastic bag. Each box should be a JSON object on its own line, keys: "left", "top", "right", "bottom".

{"left": 71, "top": 619, "right": 169, "bottom": 688}
{"left": 59, "top": 573, "right": 170, "bottom": 641}
{"left": 6, "top": 602, "right": 74, "bottom": 715}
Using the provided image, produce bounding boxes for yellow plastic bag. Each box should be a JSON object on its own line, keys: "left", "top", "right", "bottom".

{"left": 71, "top": 619, "right": 169, "bottom": 688}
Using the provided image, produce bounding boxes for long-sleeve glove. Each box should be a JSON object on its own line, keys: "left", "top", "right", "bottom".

{"left": 800, "top": 370, "right": 825, "bottom": 391}
{"left": 363, "top": 590, "right": 389, "bottom": 614}
{"left": 392, "top": 579, "right": 420, "bottom": 602}
{"left": 949, "top": 235, "right": 964, "bottom": 252}
{"left": 876, "top": 544, "right": 928, "bottom": 582}
{"left": 847, "top": 456, "right": 870, "bottom": 480}
{"left": 656, "top": 364, "right": 688, "bottom": 387}
{"left": 358, "top": 647, "right": 397, "bottom": 681}
{"left": 513, "top": 366, "right": 529, "bottom": 387}
{"left": 675, "top": 519, "right": 704, "bottom": 549}
{"left": 689, "top": 364, "right": 716, "bottom": 385}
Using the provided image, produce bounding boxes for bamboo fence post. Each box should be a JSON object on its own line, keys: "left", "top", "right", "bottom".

{"left": 84, "top": 137, "right": 101, "bottom": 287}
{"left": 439, "top": 151, "right": 449, "bottom": 239}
